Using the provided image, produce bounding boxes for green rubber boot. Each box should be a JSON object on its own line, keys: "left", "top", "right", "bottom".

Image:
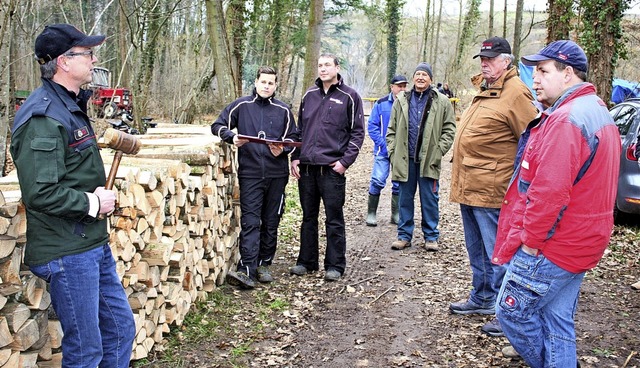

{"left": 366, "top": 194, "right": 380, "bottom": 226}
{"left": 391, "top": 194, "right": 400, "bottom": 225}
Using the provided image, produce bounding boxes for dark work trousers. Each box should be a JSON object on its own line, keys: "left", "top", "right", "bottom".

{"left": 238, "top": 176, "right": 288, "bottom": 278}
{"left": 296, "top": 164, "right": 347, "bottom": 274}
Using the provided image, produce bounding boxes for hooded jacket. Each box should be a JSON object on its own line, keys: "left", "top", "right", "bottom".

{"left": 492, "top": 83, "right": 621, "bottom": 273}
{"left": 450, "top": 66, "right": 538, "bottom": 208}
{"left": 211, "top": 89, "right": 298, "bottom": 178}
{"left": 292, "top": 74, "right": 364, "bottom": 168}
{"left": 386, "top": 87, "right": 456, "bottom": 181}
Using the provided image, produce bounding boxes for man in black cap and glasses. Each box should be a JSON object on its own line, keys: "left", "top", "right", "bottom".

{"left": 11, "top": 24, "right": 135, "bottom": 367}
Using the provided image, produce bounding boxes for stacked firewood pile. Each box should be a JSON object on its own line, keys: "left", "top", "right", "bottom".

{"left": 0, "top": 123, "right": 241, "bottom": 366}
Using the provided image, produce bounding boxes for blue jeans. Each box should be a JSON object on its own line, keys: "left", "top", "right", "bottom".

{"left": 297, "top": 164, "right": 347, "bottom": 273}
{"left": 460, "top": 204, "right": 505, "bottom": 307}
{"left": 29, "top": 244, "right": 135, "bottom": 368}
{"left": 397, "top": 159, "right": 439, "bottom": 242}
{"left": 496, "top": 248, "right": 585, "bottom": 368}
{"left": 369, "top": 154, "right": 399, "bottom": 195}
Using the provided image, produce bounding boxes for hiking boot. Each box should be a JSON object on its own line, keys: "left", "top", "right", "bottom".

{"left": 390, "top": 194, "right": 399, "bottom": 224}
{"left": 481, "top": 318, "right": 504, "bottom": 337}
{"left": 289, "top": 264, "right": 310, "bottom": 276}
{"left": 226, "top": 270, "right": 256, "bottom": 289}
{"left": 423, "top": 240, "right": 439, "bottom": 252}
{"left": 502, "top": 346, "right": 521, "bottom": 359}
{"left": 257, "top": 266, "right": 274, "bottom": 283}
{"left": 324, "top": 269, "right": 341, "bottom": 281}
{"left": 449, "top": 299, "right": 495, "bottom": 315}
{"left": 391, "top": 239, "right": 411, "bottom": 250}
{"left": 366, "top": 194, "right": 380, "bottom": 227}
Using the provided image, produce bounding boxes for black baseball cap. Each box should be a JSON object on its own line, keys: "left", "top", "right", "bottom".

{"left": 521, "top": 40, "right": 588, "bottom": 73}
{"left": 35, "top": 24, "right": 105, "bottom": 65}
{"left": 473, "top": 37, "right": 512, "bottom": 59}
{"left": 391, "top": 75, "right": 408, "bottom": 85}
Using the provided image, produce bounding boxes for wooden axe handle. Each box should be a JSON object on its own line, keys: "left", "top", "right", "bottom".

{"left": 105, "top": 150, "right": 124, "bottom": 190}
{"left": 98, "top": 150, "right": 124, "bottom": 221}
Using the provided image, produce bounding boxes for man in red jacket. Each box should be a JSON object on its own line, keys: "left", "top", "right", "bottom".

{"left": 492, "top": 40, "right": 621, "bottom": 368}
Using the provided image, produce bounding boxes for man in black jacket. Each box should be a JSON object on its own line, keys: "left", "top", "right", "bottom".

{"left": 289, "top": 53, "right": 365, "bottom": 281}
{"left": 212, "top": 66, "right": 298, "bottom": 288}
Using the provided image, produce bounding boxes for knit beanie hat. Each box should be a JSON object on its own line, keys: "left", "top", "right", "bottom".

{"left": 414, "top": 62, "right": 433, "bottom": 80}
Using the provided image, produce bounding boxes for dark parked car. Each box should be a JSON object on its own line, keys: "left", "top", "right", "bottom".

{"left": 609, "top": 98, "right": 640, "bottom": 221}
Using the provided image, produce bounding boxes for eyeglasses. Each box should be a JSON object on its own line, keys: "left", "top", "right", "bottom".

{"left": 64, "top": 50, "right": 94, "bottom": 58}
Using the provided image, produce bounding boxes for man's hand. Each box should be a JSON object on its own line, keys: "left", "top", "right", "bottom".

{"left": 233, "top": 135, "right": 249, "bottom": 147}
{"left": 94, "top": 186, "right": 116, "bottom": 214}
{"left": 291, "top": 159, "right": 300, "bottom": 179}
{"left": 330, "top": 160, "right": 346, "bottom": 175}
{"left": 268, "top": 143, "right": 284, "bottom": 157}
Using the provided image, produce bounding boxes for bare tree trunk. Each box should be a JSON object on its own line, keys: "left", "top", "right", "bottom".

{"left": 489, "top": 0, "right": 495, "bottom": 37}
{"left": 205, "top": 0, "right": 240, "bottom": 107}
{"left": 421, "top": 0, "right": 430, "bottom": 61}
{"left": 512, "top": 0, "right": 524, "bottom": 60}
{"left": 302, "top": 0, "right": 324, "bottom": 90}
{"left": 226, "top": 0, "right": 246, "bottom": 97}
{"left": 434, "top": 0, "right": 443, "bottom": 78}
{"left": 0, "top": 0, "right": 18, "bottom": 176}
{"left": 503, "top": 0, "right": 508, "bottom": 38}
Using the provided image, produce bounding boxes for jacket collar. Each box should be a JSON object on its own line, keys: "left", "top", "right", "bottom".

{"left": 42, "top": 78, "right": 89, "bottom": 113}
{"left": 315, "top": 73, "right": 344, "bottom": 94}
{"left": 471, "top": 66, "right": 519, "bottom": 93}
{"left": 251, "top": 87, "right": 274, "bottom": 105}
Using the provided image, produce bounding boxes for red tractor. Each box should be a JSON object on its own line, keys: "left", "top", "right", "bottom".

{"left": 90, "top": 67, "right": 133, "bottom": 118}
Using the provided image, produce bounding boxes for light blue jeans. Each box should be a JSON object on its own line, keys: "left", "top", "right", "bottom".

{"left": 496, "top": 248, "right": 585, "bottom": 368}
{"left": 369, "top": 154, "right": 399, "bottom": 195}
{"left": 30, "top": 244, "right": 135, "bottom": 368}
{"left": 397, "top": 159, "right": 439, "bottom": 242}
{"left": 460, "top": 204, "right": 505, "bottom": 307}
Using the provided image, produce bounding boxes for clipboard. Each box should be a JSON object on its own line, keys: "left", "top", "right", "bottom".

{"left": 236, "top": 134, "right": 302, "bottom": 148}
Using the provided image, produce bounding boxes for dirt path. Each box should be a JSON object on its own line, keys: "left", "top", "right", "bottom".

{"left": 150, "top": 138, "right": 640, "bottom": 368}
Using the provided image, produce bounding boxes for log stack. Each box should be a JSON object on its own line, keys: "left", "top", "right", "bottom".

{"left": 0, "top": 123, "right": 241, "bottom": 366}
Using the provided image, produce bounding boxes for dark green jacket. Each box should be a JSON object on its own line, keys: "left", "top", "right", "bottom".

{"left": 11, "top": 79, "right": 108, "bottom": 266}
{"left": 386, "top": 87, "right": 456, "bottom": 181}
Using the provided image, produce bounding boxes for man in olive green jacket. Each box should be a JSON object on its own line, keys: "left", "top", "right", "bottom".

{"left": 448, "top": 37, "right": 538, "bottom": 339}
{"left": 386, "top": 62, "right": 456, "bottom": 252}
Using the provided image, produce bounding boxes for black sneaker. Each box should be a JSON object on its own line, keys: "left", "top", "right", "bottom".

{"left": 257, "top": 266, "right": 274, "bottom": 283}
{"left": 481, "top": 318, "right": 504, "bottom": 337}
{"left": 324, "top": 269, "right": 341, "bottom": 281}
{"left": 449, "top": 299, "right": 495, "bottom": 315}
{"left": 226, "top": 270, "right": 256, "bottom": 289}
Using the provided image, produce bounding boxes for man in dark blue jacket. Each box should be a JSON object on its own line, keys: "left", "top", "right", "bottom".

{"left": 289, "top": 53, "right": 365, "bottom": 281}
{"left": 366, "top": 75, "right": 407, "bottom": 226}
{"left": 212, "top": 66, "right": 298, "bottom": 288}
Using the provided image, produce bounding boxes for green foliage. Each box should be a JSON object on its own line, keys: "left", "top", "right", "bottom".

{"left": 386, "top": 0, "right": 405, "bottom": 83}
{"left": 578, "top": 0, "right": 630, "bottom": 67}
{"left": 455, "top": 0, "right": 482, "bottom": 67}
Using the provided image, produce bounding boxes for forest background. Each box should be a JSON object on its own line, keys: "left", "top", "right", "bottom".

{"left": 1, "top": 0, "right": 640, "bottom": 176}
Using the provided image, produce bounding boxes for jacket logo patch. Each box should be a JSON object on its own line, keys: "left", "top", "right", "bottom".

{"left": 329, "top": 98, "right": 343, "bottom": 105}
{"left": 505, "top": 295, "right": 517, "bottom": 308}
{"left": 74, "top": 126, "right": 90, "bottom": 140}
{"left": 522, "top": 160, "right": 529, "bottom": 170}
